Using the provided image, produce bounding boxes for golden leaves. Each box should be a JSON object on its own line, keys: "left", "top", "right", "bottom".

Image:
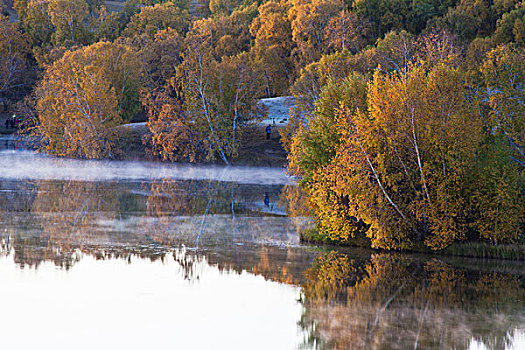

{"left": 34, "top": 42, "right": 141, "bottom": 159}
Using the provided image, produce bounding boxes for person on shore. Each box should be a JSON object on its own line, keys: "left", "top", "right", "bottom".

{"left": 266, "top": 124, "right": 271, "bottom": 140}
{"left": 4, "top": 118, "right": 9, "bottom": 129}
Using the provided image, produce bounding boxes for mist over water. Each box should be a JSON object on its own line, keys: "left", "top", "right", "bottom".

{"left": 0, "top": 150, "right": 295, "bottom": 185}
{"left": 1, "top": 142, "right": 524, "bottom": 350}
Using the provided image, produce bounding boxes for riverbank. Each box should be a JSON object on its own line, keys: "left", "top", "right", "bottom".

{"left": 301, "top": 228, "right": 525, "bottom": 261}
{"left": 0, "top": 113, "right": 18, "bottom": 135}
{"left": 1, "top": 122, "right": 288, "bottom": 167}
{"left": 116, "top": 122, "right": 288, "bottom": 167}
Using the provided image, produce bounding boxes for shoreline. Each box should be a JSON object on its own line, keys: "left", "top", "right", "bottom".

{"left": 1, "top": 123, "right": 289, "bottom": 167}
{"left": 4, "top": 129, "right": 523, "bottom": 262}
{"left": 300, "top": 229, "right": 525, "bottom": 261}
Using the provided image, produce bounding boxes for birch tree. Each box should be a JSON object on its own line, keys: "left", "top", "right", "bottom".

{"left": 34, "top": 42, "right": 140, "bottom": 159}
{"left": 179, "top": 27, "right": 261, "bottom": 164}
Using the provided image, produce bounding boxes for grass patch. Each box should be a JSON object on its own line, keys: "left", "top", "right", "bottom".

{"left": 300, "top": 228, "right": 372, "bottom": 248}
{"left": 300, "top": 228, "right": 525, "bottom": 261}
{"left": 442, "top": 242, "right": 525, "bottom": 261}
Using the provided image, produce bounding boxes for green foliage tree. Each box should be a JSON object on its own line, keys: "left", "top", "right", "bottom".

{"left": 352, "top": 0, "right": 456, "bottom": 39}
{"left": 492, "top": 2, "right": 525, "bottom": 45}
{"left": 288, "top": 73, "right": 369, "bottom": 241}
{"left": 443, "top": 0, "right": 493, "bottom": 40}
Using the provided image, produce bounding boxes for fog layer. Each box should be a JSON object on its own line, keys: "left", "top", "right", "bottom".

{"left": 0, "top": 151, "right": 294, "bottom": 185}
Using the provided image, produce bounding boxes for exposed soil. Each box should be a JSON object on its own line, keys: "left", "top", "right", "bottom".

{"left": 115, "top": 123, "right": 288, "bottom": 167}
{"left": 235, "top": 125, "right": 288, "bottom": 167}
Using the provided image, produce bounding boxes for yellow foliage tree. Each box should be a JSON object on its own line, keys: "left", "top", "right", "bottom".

{"left": 250, "top": 1, "right": 294, "bottom": 96}
{"left": 325, "top": 10, "right": 370, "bottom": 53}
{"left": 142, "top": 85, "right": 197, "bottom": 162}
{"left": 0, "top": 15, "right": 31, "bottom": 105}
{"left": 34, "top": 42, "right": 140, "bottom": 159}
{"left": 123, "top": 2, "right": 189, "bottom": 38}
{"left": 46, "top": 0, "right": 89, "bottom": 46}
{"left": 287, "top": 0, "right": 344, "bottom": 68}
{"left": 338, "top": 64, "right": 482, "bottom": 249}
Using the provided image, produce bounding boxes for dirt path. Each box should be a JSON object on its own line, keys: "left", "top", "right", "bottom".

{"left": 235, "top": 125, "right": 287, "bottom": 167}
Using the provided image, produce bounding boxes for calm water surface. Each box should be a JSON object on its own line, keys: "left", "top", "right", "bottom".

{"left": 0, "top": 143, "right": 524, "bottom": 350}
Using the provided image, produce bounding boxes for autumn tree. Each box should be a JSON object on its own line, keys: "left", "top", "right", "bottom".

{"left": 373, "top": 30, "right": 416, "bottom": 72}
{"left": 288, "top": 73, "right": 369, "bottom": 241}
{"left": 46, "top": 0, "right": 90, "bottom": 46}
{"left": 184, "top": 5, "right": 256, "bottom": 62}
{"left": 287, "top": 0, "right": 344, "bottom": 68}
{"left": 290, "top": 52, "right": 492, "bottom": 249}
{"left": 282, "top": 49, "right": 373, "bottom": 157}
{"left": 14, "top": 0, "right": 55, "bottom": 46}
{"left": 0, "top": 15, "right": 31, "bottom": 108}
{"left": 137, "top": 28, "right": 184, "bottom": 92}
{"left": 14, "top": 0, "right": 92, "bottom": 47}
{"left": 208, "top": 0, "right": 243, "bottom": 15}
{"left": 142, "top": 85, "right": 196, "bottom": 162}
{"left": 325, "top": 10, "right": 370, "bottom": 53}
{"left": 178, "top": 36, "right": 261, "bottom": 162}
{"left": 249, "top": 0, "right": 294, "bottom": 96}
{"left": 143, "top": 21, "right": 263, "bottom": 164}
{"left": 123, "top": 2, "right": 190, "bottom": 38}
{"left": 290, "top": 50, "right": 371, "bottom": 117}
{"left": 92, "top": 5, "right": 125, "bottom": 42}
{"left": 347, "top": 63, "right": 482, "bottom": 249}
{"left": 213, "top": 5, "right": 257, "bottom": 59}
{"left": 34, "top": 42, "right": 141, "bottom": 159}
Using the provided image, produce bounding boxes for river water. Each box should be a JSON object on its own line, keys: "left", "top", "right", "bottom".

{"left": 0, "top": 137, "right": 524, "bottom": 349}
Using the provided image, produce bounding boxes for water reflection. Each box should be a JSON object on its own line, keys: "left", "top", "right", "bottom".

{"left": 0, "top": 160, "right": 524, "bottom": 349}
{"left": 301, "top": 251, "right": 525, "bottom": 350}
{"left": 0, "top": 178, "right": 313, "bottom": 282}
{"left": 0, "top": 135, "right": 27, "bottom": 152}
{"left": 0, "top": 253, "right": 305, "bottom": 350}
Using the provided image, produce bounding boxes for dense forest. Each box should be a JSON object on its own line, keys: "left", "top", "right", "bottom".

{"left": 0, "top": 0, "right": 523, "bottom": 250}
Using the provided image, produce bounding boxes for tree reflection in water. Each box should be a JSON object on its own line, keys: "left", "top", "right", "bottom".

{"left": 1, "top": 178, "right": 523, "bottom": 350}
{"left": 301, "top": 251, "right": 525, "bottom": 350}
{"left": 0, "top": 178, "right": 314, "bottom": 285}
